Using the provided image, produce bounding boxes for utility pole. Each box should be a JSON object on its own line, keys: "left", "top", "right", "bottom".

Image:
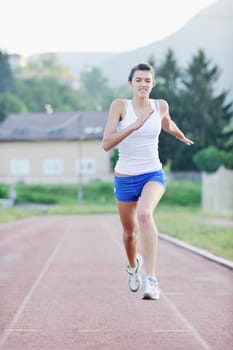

{"left": 77, "top": 114, "right": 83, "bottom": 206}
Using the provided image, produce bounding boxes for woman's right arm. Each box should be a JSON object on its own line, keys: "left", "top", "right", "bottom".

{"left": 102, "top": 99, "right": 154, "bottom": 151}
{"left": 102, "top": 99, "right": 135, "bottom": 151}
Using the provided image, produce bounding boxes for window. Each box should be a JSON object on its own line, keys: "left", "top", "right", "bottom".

{"left": 10, "top": 159, "right": 30, "bottom": 175}
{"left": 12, "top": 128, "right": 29, "bottom": 136}
{"left": 76, "top": 158, "right": 96, "bottom": 174}
{"left": 43, "top": 159, "right": 63, "bottom": 175}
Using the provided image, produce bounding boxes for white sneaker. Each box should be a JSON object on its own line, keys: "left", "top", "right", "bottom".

{"left": 126, "top": 254, "right": 143, "bottom": 292}
{"left": 142, "top": 276, "right": 160, "bottom": 300}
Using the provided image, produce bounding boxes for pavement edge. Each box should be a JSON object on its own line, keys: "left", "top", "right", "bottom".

{"left": 159, "top": 232, "right": 233, "bottom": 270}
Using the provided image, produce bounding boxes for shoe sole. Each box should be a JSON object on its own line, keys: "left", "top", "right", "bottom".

{"left": 142, "top": 293, "right": 160, "bottom": 300}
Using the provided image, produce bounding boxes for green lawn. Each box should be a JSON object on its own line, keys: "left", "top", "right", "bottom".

{"left": 0, "top": 204, "right": 232, "bottom": 261}
{"left": 155, "top": 205, "right": 233, "bottom": 261}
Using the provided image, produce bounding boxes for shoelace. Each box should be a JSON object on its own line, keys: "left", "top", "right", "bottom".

{"left": 127, "top": 259, "right": 139, "bottom": 274}
{"left": 145, "top": 277, "right": 157, "bottom": 289}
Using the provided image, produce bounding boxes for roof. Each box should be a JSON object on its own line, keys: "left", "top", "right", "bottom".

{"left": 0, "top": 111, "right": 108, "bottom": 141}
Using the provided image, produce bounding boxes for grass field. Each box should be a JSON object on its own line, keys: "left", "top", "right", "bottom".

{"left": 0, "top": 181, "right": 232, "bottom": 261}
{"left": 155, "top": 205, "right": 233, "bottom": 261}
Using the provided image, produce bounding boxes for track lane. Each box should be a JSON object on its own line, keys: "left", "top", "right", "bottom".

{"left": 0, "top": 215, "right": 232, "bottom": 350}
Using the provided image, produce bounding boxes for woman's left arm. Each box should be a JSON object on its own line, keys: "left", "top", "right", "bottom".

{"left": 159, "top": 99, "right": 194, "bottom": 146}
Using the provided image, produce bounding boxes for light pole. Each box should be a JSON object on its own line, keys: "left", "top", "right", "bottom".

{"left": 77, "top": 114, "right": 83, "bottom": 206}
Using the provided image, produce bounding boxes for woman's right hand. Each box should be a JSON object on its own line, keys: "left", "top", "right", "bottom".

{"left": 133, "top": 107, "right": 154, "bottom": 130}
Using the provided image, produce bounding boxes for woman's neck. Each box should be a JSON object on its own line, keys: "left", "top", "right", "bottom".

{"left": 132, "top": 97, "right": 150, "bottom": 108}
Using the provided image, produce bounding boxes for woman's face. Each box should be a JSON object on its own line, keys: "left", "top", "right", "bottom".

{"left": 129, "top": 70, "right": 155, "bottom": 98}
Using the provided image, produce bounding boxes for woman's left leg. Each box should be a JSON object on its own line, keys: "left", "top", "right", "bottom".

{"left": 137, "top": 181, "right": 165, "bottom": 278}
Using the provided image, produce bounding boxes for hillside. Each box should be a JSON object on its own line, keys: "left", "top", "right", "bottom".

{"left": 28, "top": 0, "right": 232, "bottom": 100}
{"left": 98, "top": 0, "right": 233, "bottom": 99}
{"left": 56, "top": 52, "right": 118, "bottom": 75}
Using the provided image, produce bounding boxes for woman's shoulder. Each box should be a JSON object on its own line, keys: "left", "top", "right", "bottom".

{"left": 111, "top": 98, "right": 129, "bottom": 111}
{"left": 112, "top": 98, "right": 129, "bottom": 104}
{"left": 110, "top": 98, "right": 125, "bottom": 107}
{"left": 151, "top": 99, "right": 169, "bottom": 113}
{"left": 151, "top": 98, "right": 168, "bottom": 106}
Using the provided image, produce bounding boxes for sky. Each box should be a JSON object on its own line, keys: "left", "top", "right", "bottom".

{"left": 0, "top": 0, "right": 217, "bottom": 56}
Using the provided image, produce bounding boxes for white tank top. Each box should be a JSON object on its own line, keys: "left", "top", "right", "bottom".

{"left": 114, "top": 99, "right": 162, "bottom": 175}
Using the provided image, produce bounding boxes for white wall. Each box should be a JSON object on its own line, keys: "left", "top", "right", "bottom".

{"left": 0, "top": 140, "right": 113, "bottom": 184}
{"left": 202, "top": 166, "right": 233, "bottom": 214}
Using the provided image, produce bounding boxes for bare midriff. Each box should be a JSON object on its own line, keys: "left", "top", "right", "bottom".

{"left": 114, "top": 172, "right": 140, "bottom": 177}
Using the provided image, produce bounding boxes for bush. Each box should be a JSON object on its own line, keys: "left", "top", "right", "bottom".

{"left": 11, "top": 181, "right": 200, "bottom": 207}
{"left": 110, "top": 149, "right": 119, "bottom": 172}
{"left": 0, "top": 185, "right": 8, "bottom": 198}
{"left": 193, "top": 146, "right": 227, "bottom": 173}
{"left": 224, "top": 152, "right": 233, "bottom": 170}
{"left": 161, "top": 181, "right": 201, "bottom": 206}
{"left": 16, "top": 185, "right": 57, "bottom": 204}
{"left": 84, "top": 182, "right": 115, "bottom": 204}
{"left": 14, "top": 183, "right": 115, "bottom": 206}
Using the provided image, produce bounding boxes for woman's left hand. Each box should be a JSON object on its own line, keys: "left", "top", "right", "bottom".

{"left": 176, "top": 134, "right": 194, "bottom": 146}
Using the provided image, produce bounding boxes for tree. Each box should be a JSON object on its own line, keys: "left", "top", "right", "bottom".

{"left": 79, "top": 66, "right": 113, "bottom": 110}
{"left": 156, "top": 48, "right": 182, "bottom": 94}
{"left": 223, "top": 121, "right": 233, "bottom": 150}
{"left": 193, "top": 146, "right": 227, "bottom": 173}
{"left": 149, "top": 49, "right": 184, "bottom": 167}
{"left": 0, "top": 51, "right": 15, "bottom": 94}
{"left": 15, "top": 77, "right": 81, "bottom": 112}
{"left": 15, "top": 53, "right": 71, "bottom": 79}
{"left": 182, "top": 49, "right": 232, "bottom": 146}
{"left": 176, "top": 49, "right": 233, "bottom": 170}
{"left": 148, "top": 49, "right": 232, "bottom": 170}
{"left": 0, "top": 93, "right": 27, "bottom": 121}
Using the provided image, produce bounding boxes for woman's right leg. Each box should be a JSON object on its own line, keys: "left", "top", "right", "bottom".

{"left": 117, "top": 201, "right": 138, "bottom": 268}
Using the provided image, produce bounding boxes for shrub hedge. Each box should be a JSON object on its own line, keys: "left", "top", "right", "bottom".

{"left": 0, "top": 181, "right": 201, "bottom": 207}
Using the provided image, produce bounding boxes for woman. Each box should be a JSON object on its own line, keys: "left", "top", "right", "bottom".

{"left": 102, "top": 63, "right": 193, "bottom": 300}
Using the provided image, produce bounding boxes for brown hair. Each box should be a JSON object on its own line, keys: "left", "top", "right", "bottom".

{"left": 128, "top": 63, "right": 155, "bottom": 82}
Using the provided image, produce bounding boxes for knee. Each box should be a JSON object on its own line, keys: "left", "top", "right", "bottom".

{"left": 137, "top": 208, "right": 152, "bottom": 225}
{"left": 123, "top": 229, "right": 137, "bottom": 242}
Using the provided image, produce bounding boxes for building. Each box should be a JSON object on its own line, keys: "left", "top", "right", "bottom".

{"left": 0, "top": 111, "right": 113, "bottom": 185}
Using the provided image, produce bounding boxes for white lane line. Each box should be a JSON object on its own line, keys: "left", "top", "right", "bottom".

{"left": 6, "top": 329, "right": 40, "bottom": 333}
{"left": 161, "top": 292, "right": 213, "bottom": 350}
{"left": 103, "top": 219, "right": 213, "bottom": 350}
{"left": 77, "top": 329, "right": 112, "bottom": 333}
{"left": 0, "top": 231, "right": 66, "bottom": 349}
{"left": 152, "top": 329, "right": 192, "bottom": 333}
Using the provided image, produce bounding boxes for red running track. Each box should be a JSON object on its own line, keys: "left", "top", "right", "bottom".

{"left": 0, "top": 215, "right": 232, "bottom": 350}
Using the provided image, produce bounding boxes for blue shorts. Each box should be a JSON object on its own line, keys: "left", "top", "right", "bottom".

{"left": 114, "top": 169, "right": 167, "bottom": 202}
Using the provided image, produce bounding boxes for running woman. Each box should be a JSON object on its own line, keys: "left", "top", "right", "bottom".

{"left": 102, "top": 63, "right": 193, "bottom": 300}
